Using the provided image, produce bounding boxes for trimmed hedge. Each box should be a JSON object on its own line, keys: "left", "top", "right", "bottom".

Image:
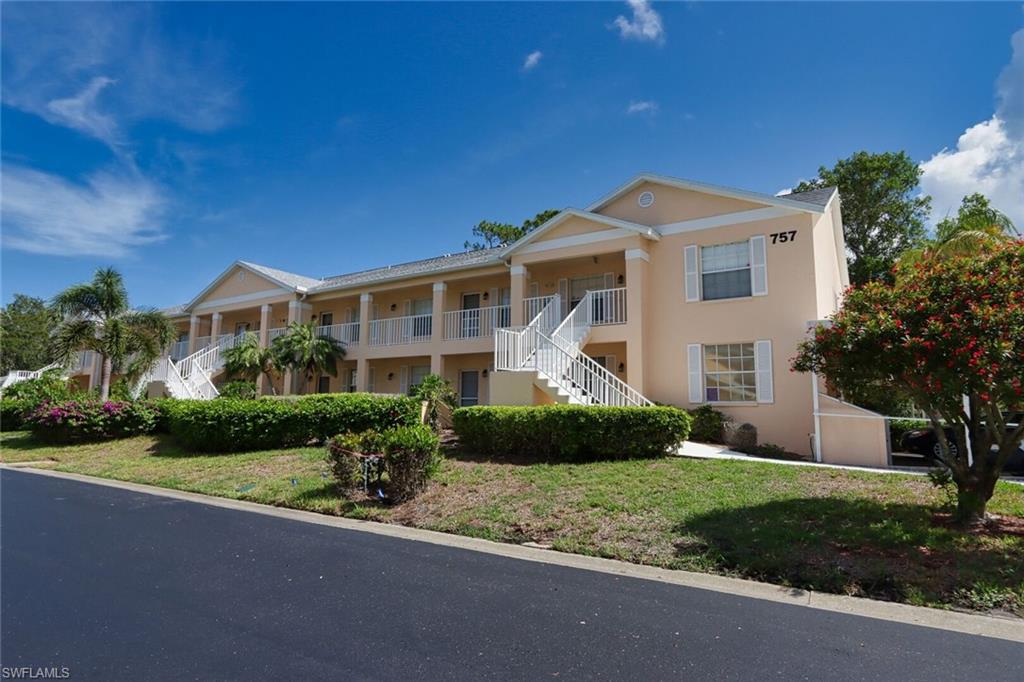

{"left": 327, "top": 425, "right": 441, "bottom": 501}
{"left": 165, "top": 393, "right": 421, "bottom": 453}
{"left": 453, "top": 405, "right": 691, "bottom": 460}
{"left": 25, "top": 399, "right": 160, "bottom": 443}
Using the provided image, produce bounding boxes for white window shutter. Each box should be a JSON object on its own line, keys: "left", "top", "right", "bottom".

{"left": 755, "top": 339, "right": 774, "bottom": 403}
{"left": 687, "top": 344, "right": 703, "bottom": 403}
{"left": 750, "top": 236, "right": 768, "bottom": 296}
{"left": 606, "top": 354, "right": 617, "bottom": 375}
{"left": 684, "top": 246, "right": 700, "bottom": 302}
{"left": 558, "top": 278, "right": 569, "bottom": 317}
{"left": 345, "top": 307, "right": 353, "bottom": 323}
{"left": 529, "top": 282, "right": 539, "bottom": 298}
{"left": 603, "top": 272, "right": 615, "bottom": 289}
{"left": 367, "top": 367, "right": 376, "bottom": 393}
{"left": 403, "top": 300, "right": 412, "bottom": 315}
{"left": 489, "top": 287, "right": 498, "bottom": 305}
{"left": 400, "top": 365, "right": 409, "bottom": 394}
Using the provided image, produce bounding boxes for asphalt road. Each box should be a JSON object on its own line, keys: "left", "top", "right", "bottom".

{"left": 2, "top": 469, "right": 1021, "bottom": 681}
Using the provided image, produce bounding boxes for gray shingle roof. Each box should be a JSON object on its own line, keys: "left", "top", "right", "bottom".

{"left": 312, "top": 248, "right": 504, "bottom": 292}
{"left": 782, "top": 186, "right": 837, "bottom": 208}
{"left": 238, "top": 261, "right": 323, "bottom": 291}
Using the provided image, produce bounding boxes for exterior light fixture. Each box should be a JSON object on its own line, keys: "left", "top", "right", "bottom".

{"left": 618, "top": 363, "right": 625, "bottom": 373}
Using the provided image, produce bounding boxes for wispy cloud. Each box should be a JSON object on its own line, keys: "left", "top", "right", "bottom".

{"left": 1, "top": 165, "right": 166, "bottom": 257}
{"left": 610, "top": 0, "right": 665, "bottom": 45}
{"left": 2, "top": 4, "right": 239, "bottom": 140}
{"left": 627, "top": 100, "right": 659, "bottom": 115}
{"left": 920, "top": 28, "right": 1024, "bottom": 227}
{"left": 522, "top": 50, "right": 543, "bottom": 71}
{"left": 44, "top": 76, "right": 121, "bottom": 146}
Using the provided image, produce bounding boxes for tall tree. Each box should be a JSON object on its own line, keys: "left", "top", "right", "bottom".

{"left": 270, "top": 321, "right": 347, "bottom": 394}
{"left": 464, "top": 209, "right": 559, "bottom": 250}
{"left": 794, "top": 151, "right": 930, "bottom": 285}
{"left": 899, "top": 193, "right": 1018, "bottom": 272}
{"left": 793, "top": 242, "right": 1024, "bottom": 525}
{"left": 51, "top": 268, "right": 175, "bottom": 400}
{"left": 0, "top": 294, "right": 55, "bottom": 374}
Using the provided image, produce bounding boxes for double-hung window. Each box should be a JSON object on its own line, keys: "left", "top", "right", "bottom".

{"left": 700, "top": 242, "right": 752, "bottom": 301}
{"left": 703, "top": 343, "right": 756, "bottom": 402}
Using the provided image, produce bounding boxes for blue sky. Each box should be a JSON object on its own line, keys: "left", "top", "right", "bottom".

{"left": 3, "top": 1, "right": 1023, "bottom": 309}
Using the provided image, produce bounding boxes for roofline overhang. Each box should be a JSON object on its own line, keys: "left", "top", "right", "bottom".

{"left": 586, "top": 173, "right": 831, "bottom": 216}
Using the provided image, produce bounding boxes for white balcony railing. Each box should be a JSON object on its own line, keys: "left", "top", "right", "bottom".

{"left": 443, "top": 305, "right": 511, "bottom": 340}
{"left": 194, "top": 335, "right": 212, "bottom": 350}
{"left": 369, "top": 314, "right": 432, "bottom": 346}
{"left": 318, "top": 322, "right": 360, "bottom": 346}
{"left": 523, "top": 295, "right": 556, "bottom": 325}
{"left": 267, "top": 327, "right": 288, "bottom": 343}
{"left": 583, "top": 287, "right": 627, "bottom": 326}
{"left": 70, "top": 350, "right": 96, "bottom": 373}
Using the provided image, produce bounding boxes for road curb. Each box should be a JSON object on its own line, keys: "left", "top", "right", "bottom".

{"left": 4, "top": 464, "right": 1022, "bottom": 643}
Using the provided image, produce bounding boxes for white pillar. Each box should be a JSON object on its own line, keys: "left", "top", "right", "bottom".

{"left": 624, "top": 249, "right": 648, "bottom": 394}
{"left": 510, "top": 264, "right": 528, "bottom": 326}
{"left": 431, "top": 282, "right": 446, "bottom": 343}
{"left": 256, "top": 304, "right": 272, "bottom": 396}
{"left": 188, "top": 315, "right": 200, "bottom": 355}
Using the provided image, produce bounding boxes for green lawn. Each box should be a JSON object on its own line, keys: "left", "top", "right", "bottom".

{"left": 3, "top": 430, "right": 1022, "bottom": 615}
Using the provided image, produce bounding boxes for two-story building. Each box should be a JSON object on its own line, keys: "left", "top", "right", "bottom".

{"left": 65, "top": 173, "right": 879, "bottom": 462}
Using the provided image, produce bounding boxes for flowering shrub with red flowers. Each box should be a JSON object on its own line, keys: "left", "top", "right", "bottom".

{"left": 26, "top": 399, "right": 161, "bottom": 443}
{"left": 793, "top": 241, "right": 1024, "bottom": 524}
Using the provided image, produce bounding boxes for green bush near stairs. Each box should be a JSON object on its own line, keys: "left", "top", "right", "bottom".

{"left": 453, "top": 404, "right": 691, "bottom": 461}
{"left": 165, "top": 393, "right": 421, "bottom": 453}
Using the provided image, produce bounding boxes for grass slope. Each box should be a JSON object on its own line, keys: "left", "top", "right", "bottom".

{"left": 3, "top": 431, "right": 1022, "bottom": 614}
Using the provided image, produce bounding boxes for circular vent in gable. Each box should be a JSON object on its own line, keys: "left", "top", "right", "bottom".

{"left": 637, "top": 191, "right": 655, "bottom": 208}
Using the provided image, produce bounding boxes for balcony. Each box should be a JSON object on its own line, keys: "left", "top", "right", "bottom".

{"left": 583, "top": 287, "right": 627, "bottom": 326}
{"left": 170, "top": 340, "right": 189, "bottom": 361}
{"left": 369, "top": 314, "right": 432, "bottom": 346}
{"left": 523, "top": 295, "right": 556, "bottom": 324}
{"left": 443, "top": 305, "right": 511, "bottom": 340}
{"left": 318, "top": 322, "right": 360, "bottom": 346}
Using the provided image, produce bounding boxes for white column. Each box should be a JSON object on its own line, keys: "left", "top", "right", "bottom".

{"left": 358, "top": 293, "right": 373, "bottom": 347}
{"left": 624, "top": 249, "right": 648, "bottom": 394}
{"left": 210, "top": 312, "right": 223, "bottom": 343}
{"left": 257, "top": 304, "right": 272, "bottom": 396}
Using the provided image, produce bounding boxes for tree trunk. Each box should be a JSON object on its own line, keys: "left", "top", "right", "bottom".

{"left": 100, "top": 355, "right": 113, "bottom": 401}
{"left": 954, "top": 474, "right": 997, "bottom": 527}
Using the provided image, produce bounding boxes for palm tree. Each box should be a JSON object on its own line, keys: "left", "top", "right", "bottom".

{"left": 222, "top": 332, "right": 277, "bottom": 392}
{"left": 899, "top": 193, "right": 1019, "bottom": 269}
{"left": 270, "top": 321, "right": 346, "bottom": 394}
{"left": 52, "top": 267, "right": 175, "bottom": 400}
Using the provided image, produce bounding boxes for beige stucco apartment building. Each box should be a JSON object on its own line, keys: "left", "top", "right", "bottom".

{"left": 64, "top": 173, "right": 886, "bottom": 463}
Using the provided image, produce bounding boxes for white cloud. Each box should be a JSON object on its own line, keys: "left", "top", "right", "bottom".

{"left": 522, "top": 51, "right": 543, "bottom": 71}
{"left": 611, "top": 0, "right": 665, "bottom": 45}
{"left": 627, "top": 100, "right": 659, "bottom": 115}
{"left": 1, "top": 165, "right": 166, "bottom": 257}
{"left": 920, "top": 28, "right": 1024, "bottom": 227}
{"left": 45, "top": 76, "right": 120, "bottom": 146}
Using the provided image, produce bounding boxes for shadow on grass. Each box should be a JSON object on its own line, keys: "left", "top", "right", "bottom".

{"left": 677, "top": 497, "right": 1023, "bottom": 605}
{"left": 0, "top": 431, "right": 51, "bottom": 452}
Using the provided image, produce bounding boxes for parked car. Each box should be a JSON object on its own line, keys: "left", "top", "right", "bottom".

{"left": 900, "top": 412, "right": 1024, "bottom": 473}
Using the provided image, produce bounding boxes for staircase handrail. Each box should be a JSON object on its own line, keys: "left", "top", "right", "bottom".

{"left": 534, "top": 329, "right": 652, "bottom": 407}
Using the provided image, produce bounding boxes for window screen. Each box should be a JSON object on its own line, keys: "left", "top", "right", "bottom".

{"left": 701, "top": 241, "right": 751, "bottom": 300}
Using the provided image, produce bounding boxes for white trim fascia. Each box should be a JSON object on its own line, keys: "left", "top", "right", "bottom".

{"left": 586, "top": 173, "right": 829, "bottom": 215}
{"left": 192, "top": 287, "right": 293, "bottom": 311}
{"left": 624, "top": 248, "right": 650, "bottom": 262}
{"left": 657, "top": 207, "right": 799, "bottom": 236}
{"left": 501, "top": 208, "right": 658, "bottom": 257}
{"left": 514, "top": 226, "right": 649, "bottom": 256}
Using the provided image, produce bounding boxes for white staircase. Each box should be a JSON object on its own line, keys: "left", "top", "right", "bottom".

{"left": 494, "top": 293, "right": 652, "bottom": 407}
{"left": 134, "top": 332, "right": 244, "bottom": 400}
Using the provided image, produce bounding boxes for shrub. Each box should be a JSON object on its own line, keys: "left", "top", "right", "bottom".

{"left": 1, "top": 398, "right": 34, "bottom": 431}
{"left": 2, "top": 369, "right": 74, "bottom": 403}
{"left": 380, "top": 424, "right": 441, "bottom": 501}
{"left": 688, "top": 404, "right": 730, "bottom": 443}
{"left": 327, "top": 425, "right": 440, "bottom": 501}
{"left": 219, "top": 380, "right": 258, "bottom": 400}
{"left": 165, "top": 393, "right": 420, "bottom": 453}
{"left": 25, "top": 399, "right": 160, "bottom": 443}
{"left": 452, "top": 405, "right": 691, "bottom": 461}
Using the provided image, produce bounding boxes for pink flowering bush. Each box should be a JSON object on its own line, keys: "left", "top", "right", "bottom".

{"left": 26, "top": 399, "right": 160, "bottom": 443}
{"left": 793, "top": 241, "right": 1024, "bottom": 524}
